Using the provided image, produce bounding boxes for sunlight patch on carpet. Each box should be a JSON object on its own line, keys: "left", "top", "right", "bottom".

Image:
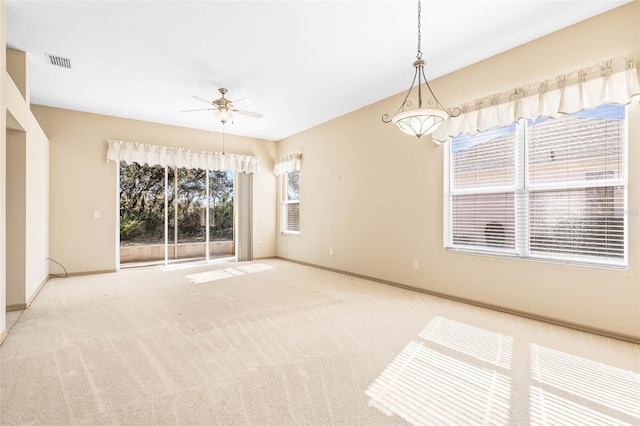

{"left": 366, "top": 316, "right": 511, "bottom": 425}
{"left": 236, "top": 263, "right": 275, "bottom": 274}
{"left": 366, "top": 315, "right": 639, "bottom": 425}
{"left": 186, "top": 263, "right": 275, "bottom": 284}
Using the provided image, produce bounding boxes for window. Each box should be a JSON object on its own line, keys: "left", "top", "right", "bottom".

{"left": 281, "top": 170, "right": 300, "bottom": 234}
{"left": 446, "top": 104, "right": 627, "bottom": 268}
{"left": 274, "top": 153, "right": 302, "bottom": 234}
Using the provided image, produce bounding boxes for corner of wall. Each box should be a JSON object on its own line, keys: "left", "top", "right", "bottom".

{"left": 6, "top": 48, "right": 28, "bottom": 104}
{"left": 2, "top": 22, "right": 50, "bottom": 312}
{"left": 0, "top": 0, "right": 8, "bottom": 337}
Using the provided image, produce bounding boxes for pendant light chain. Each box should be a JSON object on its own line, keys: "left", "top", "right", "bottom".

{"left": 416, "top": 0, "right": 422, "bottom": 60}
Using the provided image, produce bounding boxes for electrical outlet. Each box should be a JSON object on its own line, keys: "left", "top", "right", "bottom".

{"left": 329, "top": 248, "right": 333, "bottom": 256}
{"left": 93, "top": 210, "right": 100, "bottom": 219}
{"left": 413, "top": 261, "right": 419, "bottom": 271}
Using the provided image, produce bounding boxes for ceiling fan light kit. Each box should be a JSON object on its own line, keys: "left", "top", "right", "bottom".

{"left": 215, "top": 109, "right": 233, "bottom": 124}
{"left": 185, "top": 87, "right": 263, "bottom": 125}
{"left": 383, "top": 0, "right": 460, "bottom": 139}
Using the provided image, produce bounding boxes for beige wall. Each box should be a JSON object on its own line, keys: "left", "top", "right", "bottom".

{"left": 1, "top": 0, "right": 7, "bottom": 336}
{"left": 6, "top": 129, "right": 25, "bottom": 306}
{"left": 23, "top": 111, "right": 49, "bottom": 302}
{"left": 32, "top": 106, "right": 278, "bottom": 274}
{"left": 276, "top": 3, "right": 640, "bottom": 340}
{"left": 6, "top": 48, "right": 27, "bottom": 103}
{"left": 0, "top": 13, "right": 48, "bottom": 335}
{"left": 4, "top": 51, "right": 50, "bottom": 309}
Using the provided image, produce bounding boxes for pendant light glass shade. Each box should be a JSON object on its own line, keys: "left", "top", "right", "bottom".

{"left": 392, "top": 108, "right": 448, "bottom": 137}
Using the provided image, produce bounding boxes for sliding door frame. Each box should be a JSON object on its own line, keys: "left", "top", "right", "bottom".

{"left": 116, "top": 162, "right": 237, "bottom": 269}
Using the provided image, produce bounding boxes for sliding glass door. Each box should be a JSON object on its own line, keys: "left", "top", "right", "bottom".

{"left": 119, "top": 162, "right": 166, "bottom": 264}
{"left": 208, "top": 171, "right": 234, "bottom": 260}
{"left": 168, "top": 168, "right": 207, "bottom": 262}
{"left": 119, "top": 162, "right": 234, "bottom": 267}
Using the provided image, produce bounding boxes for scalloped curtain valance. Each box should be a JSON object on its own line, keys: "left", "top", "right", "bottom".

{"left": 273, "top": 152, "right": 302, "bottom": 175}
{"left": 106, "top": 139, "right": 260, "bottom": 174}
{"left": 433, "top": 56, "right": 640, "bottom": 144}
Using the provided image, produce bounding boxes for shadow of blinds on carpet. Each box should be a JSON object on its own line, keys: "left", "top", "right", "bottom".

{"left": 236, "top": 172, "right": 253, "bottom": 261}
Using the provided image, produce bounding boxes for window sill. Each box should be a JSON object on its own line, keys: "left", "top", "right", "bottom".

{"left": 444, "top": 247, "right": 628, "bottom": 271}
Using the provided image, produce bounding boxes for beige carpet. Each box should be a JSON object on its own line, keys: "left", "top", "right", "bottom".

{"left": 1, "top": 259, "right": 638, "bottom": 425}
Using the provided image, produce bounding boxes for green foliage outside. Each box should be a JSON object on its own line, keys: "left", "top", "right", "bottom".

{"left": 120, "top": 162, "right": 234, "bottom": 245}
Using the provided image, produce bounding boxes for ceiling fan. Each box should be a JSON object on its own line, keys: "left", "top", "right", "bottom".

{"left": 183, "top": 88, "right": 263, "bottom": 124}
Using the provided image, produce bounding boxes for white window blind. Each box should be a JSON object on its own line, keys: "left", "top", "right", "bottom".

{"left": 446, "top": 103, "right": 627, "bottom": 268}
{"left": 526, "top": 104, "right": 625, "bottom": 263}
{"left": 281, "top": 170, "right": 300, "bottom": 233}
{"left": 449, "top": 123, "right": 520, "bottom": 252}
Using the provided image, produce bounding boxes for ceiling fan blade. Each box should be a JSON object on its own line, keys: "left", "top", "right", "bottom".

{"left": 182, "top": 108, "right": 215, "bottom": 112}
{"left": 235, "top": 109, "right": 263, "bottom": 119}
{"left": 191, "top": 95, "right": 215, "bottom": 105}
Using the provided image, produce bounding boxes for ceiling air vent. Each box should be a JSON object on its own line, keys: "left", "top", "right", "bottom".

{"left": 45, "top": 53, "right": 71, "bottom": 69}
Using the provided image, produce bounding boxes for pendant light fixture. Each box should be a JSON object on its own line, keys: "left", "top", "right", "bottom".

{"left": 382, "top": 0, "right": 460, "bottom": 139}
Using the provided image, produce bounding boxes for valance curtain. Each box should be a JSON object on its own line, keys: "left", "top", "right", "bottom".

{"left": 273, "top": 153, "right": 302, "bottom": 176}
{"left": 106, "top": 139, "right": 260, "bottom": 174}
{"left": 433, "top": 56, "right": 640, "bottom": 144}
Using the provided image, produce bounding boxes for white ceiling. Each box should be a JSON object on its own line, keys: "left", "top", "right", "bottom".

{"left": 6, "top": 0, "right": 630, "bottom": 141}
